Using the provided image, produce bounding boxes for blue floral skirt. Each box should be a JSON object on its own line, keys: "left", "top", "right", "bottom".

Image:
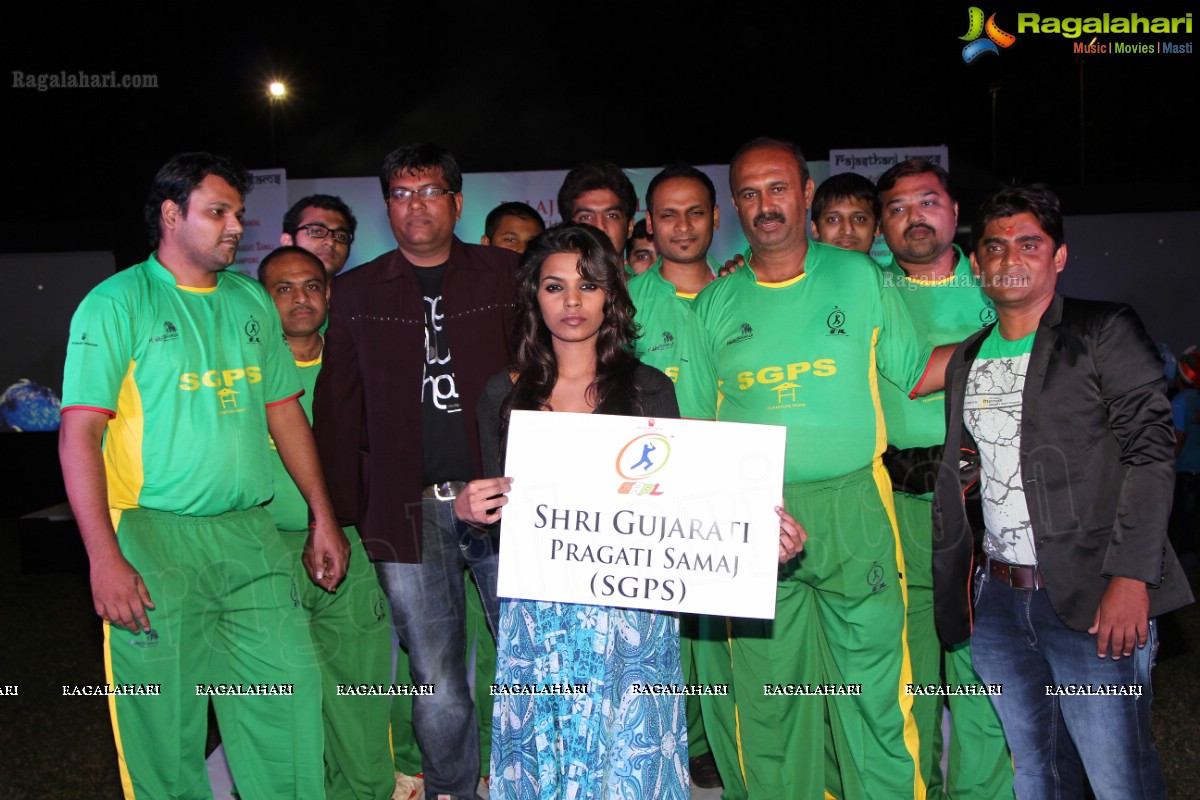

{"left": 489, "top": 599, "right": 690, "bottom": 799}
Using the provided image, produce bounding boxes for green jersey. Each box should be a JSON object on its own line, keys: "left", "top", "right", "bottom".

{"left": 627, "top": 259, "right": 716, "bottom": 418}
{"left": 62, "top": 254, "right": 301, "bottom": 517}
{"left": 878, "top": 246, "right": 995, "bottom": 450}
{"left": 682, "top": 242, "right": 932, "bottom": 483}
{"left": 267, "top": 356, "right": 320, "bottom": 531}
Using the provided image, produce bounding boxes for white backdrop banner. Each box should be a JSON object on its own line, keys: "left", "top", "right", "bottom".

{"left": 232, "top": 169, "right": 288, "bottom": 278}
{"left": 276, "top": 164, "right": 807, "bottom": 271}
{"left": 256, "top": 157, "right": 850, "bottom": 273}
{"left": 827, "top": 146, "right": 949, "bottom": 183}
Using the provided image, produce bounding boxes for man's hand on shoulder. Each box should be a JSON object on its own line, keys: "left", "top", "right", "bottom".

{"left": 1089, "top": 575, "right": 1150, "bottom": 659}
{"left": 718, "top": 254, "right": 746, "bottom": 278}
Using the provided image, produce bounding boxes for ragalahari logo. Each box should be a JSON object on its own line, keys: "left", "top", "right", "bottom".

{"left": 960, "top": 7, "right": 1017, "bottom": 62}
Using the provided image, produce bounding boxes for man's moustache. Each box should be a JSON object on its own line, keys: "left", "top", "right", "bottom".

{"left": 754, "top": 212, "right": 786, "bottom": 227}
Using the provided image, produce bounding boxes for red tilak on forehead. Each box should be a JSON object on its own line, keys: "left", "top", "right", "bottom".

{"left": 1004, "top": 225, "right": 1015, "bottom": 235}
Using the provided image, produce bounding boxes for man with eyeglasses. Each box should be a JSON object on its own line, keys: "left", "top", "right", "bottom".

{"left": 313, "top": 142, "right": 517, "bottom": 800}
{"left": 281, "top": 194, "right": 358, "bottom": 277}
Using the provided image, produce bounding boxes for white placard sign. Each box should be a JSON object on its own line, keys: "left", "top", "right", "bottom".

{"left": 496, "top": 411, "right": 786, "bottom": 619}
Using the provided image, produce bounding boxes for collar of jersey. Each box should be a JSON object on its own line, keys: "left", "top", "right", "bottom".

{"left": 148, "top": 252, "right": 220, "bottom": 293}
{"left": 903, "top": 273, "right": 958, "bottom": 287}
{"left": 650, "top": 257, "right": 713, "bottom": 298}
{"left": 756, "top": 271, "right": 807, "bottom": 288}
{"left": 893, "top": 246, "right": 972, "bottom": 287}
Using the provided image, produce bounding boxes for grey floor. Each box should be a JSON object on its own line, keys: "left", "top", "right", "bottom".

{"left": 204, "top": 631, "right": 944, "bottom": 799}
{"left": 206, "top": 708, "right": 953, "bottom": 799}
{"left": 206, "top": 747, "right": 726, "bottom": 799}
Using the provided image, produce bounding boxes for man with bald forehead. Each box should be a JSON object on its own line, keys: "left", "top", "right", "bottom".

{"left": 680, "top": 137, "right": 955, "bottom": 800}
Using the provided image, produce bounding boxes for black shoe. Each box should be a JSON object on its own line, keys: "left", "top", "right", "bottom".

{"left": 690, "top": 752, "right": 723, "bottom": 789}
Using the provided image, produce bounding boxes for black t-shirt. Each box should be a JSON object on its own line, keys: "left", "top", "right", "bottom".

{"left": 413, "top": 263, "right": 474, "bottom": 484}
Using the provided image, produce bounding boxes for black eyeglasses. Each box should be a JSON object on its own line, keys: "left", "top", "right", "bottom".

{"left": 296, "top": 223, "right": 353, "bottom": 244}
{"left": 388, "top": 186, "right": 457, "bottom": 202}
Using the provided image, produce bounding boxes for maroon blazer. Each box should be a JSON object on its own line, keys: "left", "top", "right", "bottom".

{"left": 313, "top": 237, "right": 517, "bottom": 563}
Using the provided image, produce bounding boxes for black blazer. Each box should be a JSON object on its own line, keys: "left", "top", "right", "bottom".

{"left": 932, "top": 295, "right": 1192, "bottom": 644}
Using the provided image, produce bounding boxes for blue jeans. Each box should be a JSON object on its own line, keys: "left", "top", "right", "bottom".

{"left": 971, "top": 572, "right": 1165, "bottom": 799}
{"left": 375, "top": 498, "right": 500, "bottom": 800}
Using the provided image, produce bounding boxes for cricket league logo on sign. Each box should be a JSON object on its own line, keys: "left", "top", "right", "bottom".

{"left": 616, "top": 425, "right": 673, "bottom": 495}
{"left": 959, "top": 7, "right": 1017, "bottom": 62}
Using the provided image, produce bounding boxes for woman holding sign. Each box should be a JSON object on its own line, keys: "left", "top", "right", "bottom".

{"left": 455, "top": 223, "right": 805, "bottom": 800}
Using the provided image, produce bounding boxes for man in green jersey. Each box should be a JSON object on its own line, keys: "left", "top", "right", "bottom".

{"left": 626, "top": 218, "right": 659, "bottom": 276}
{"left": 629, "top": 164, "right": 720, "bottom": 414}
{"left": 627, "top": 163, "right": 723, "bottom": 788}
{"left": 809, "top": 172, "right": 880, "bottom": 254}
{"left": 259, "top": 246, "right": 395, "bottom": 800}
{"left": 59, "top": 153, "right": 348, "bottom": 800}
{"left": 876, "top": 159, "right": 1012, "bottom": 799}
{"left": 679, "top": 137, "right": 955, "bottom": 800}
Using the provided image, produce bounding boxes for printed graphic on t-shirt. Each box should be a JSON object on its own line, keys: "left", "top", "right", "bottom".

{"left": 423, "top": 294, "right": 461, "bottom": 414}
{"left": 965, "top": 350, "right": 1037, "bottom": 565}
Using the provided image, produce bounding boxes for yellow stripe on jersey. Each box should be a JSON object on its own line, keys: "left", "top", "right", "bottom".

{"left": 868, "top": 327, "right": 887, "bottom": 460}
{"left": 902, "top": 274, "right": 957, "bottom": 287}
{"left": 175, "top": 284, "right": 217, "bottom": 294}
{"left": 873, "top": 459, "right": 926, "bottom": 799}
{"left": 728, "top": 617, "right": 748, "bottom": 789}
{"left": 103, "top": 621, "right": 137, "bottom": 799}
{"left": 104, "top": 360, "right": 145, "bottom": 510}
{"left": 869, "top": 326, "right": 925, "bottom": 798}
{"left": 756, "top": 272, "right": 808, "bottom": 289}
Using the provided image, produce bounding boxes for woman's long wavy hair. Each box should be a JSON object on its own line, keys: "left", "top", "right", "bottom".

{"left": 503, "top": 223, "right": 643, "bottom": 427}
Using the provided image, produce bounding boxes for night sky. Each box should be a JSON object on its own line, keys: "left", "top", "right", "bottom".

{"left": 7, "top": 3, "right": 1197, "bottom": 268}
